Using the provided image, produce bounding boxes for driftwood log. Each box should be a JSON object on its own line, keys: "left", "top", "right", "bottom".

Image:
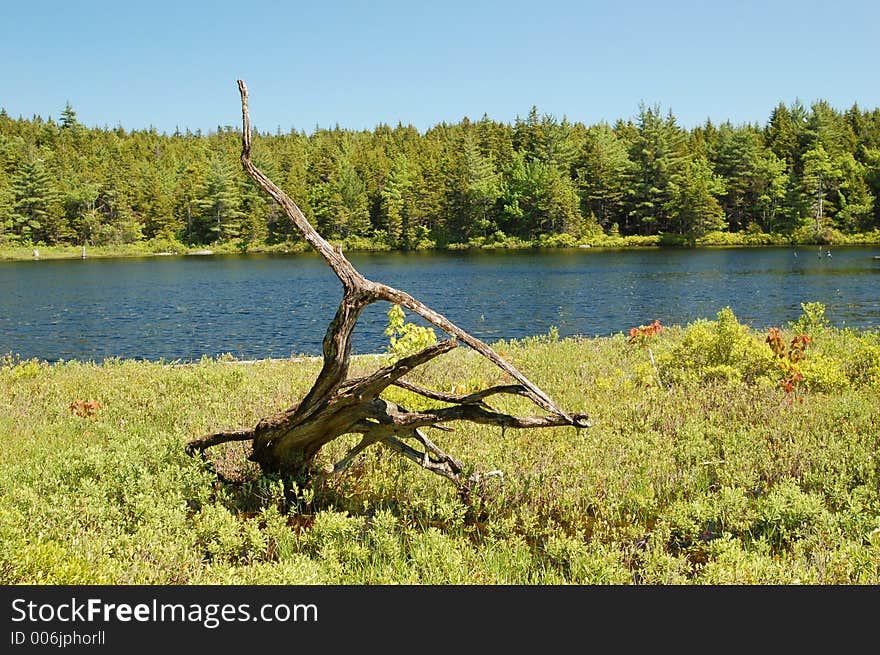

{"left": 186, "top": 81, "right": 591, "bottom": 490}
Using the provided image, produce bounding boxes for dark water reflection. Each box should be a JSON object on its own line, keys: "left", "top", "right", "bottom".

{"left": 1, "top": 246, "right": 878, "bottom": 362}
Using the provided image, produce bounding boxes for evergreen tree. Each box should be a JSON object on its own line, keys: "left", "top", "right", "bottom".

{"left": 804, "top": 100, "right": 856, "bottom": 157}
{"left": 544, "top": 165, "right": 588, "bottom": 236}
{"left": 765, "top": 102, "right": 802, "bottom": 169}
{"left": 411, "top": 137, "right": 446, "bottom": 243}
{"left": 513, "top": 107, "right": 576, "bottom": 169}
{"left": 800, "top": 144, "right": 842, "bottom": 235}
{"left": 270, "top": 134, "right": 311, "bottom": 243}
{"left": 0, "top": 171, "right": 13, "bottom": 242}
{"left": 501, "top": 153, "right": 541, "bottom": 238}
{"left": 62, "top": 180, "right": 101, "bottom": 244}
{"left": 664, "top": 157, "right": 727, "bottom": 238}
{"left": 174, "top": 161, "right": 208, "bottom": 244}
{"left": 448, "top": 132, "right": 501, "bottom": 239}
{"left": 196, "top": 156, "right": 243, "bottom": 242}
{"left": 237, "top": 152, "right": 274, "bottom": 249}
{"left": 97, "top": 139, "right": 137, "bottom": 235}
{"left": 707, "top": 123, "right": 796, "bottom": 233}
{"left": 709, "top": 123, "right": 757, "bottom": 230}
{"left": 574, "top": 122, "right": 633, "bottom": 231}
{"left": 751, "top": 152, "right": 789, "bottom": 232}
{"left": 476, "top": 113, "right": 515, "bottom": 172}
{"left": 513, "top": 106, "right": 543, "bottom": 160}
{"left": 834, "top": 152, "right": 875, "bottom": 232}
{"left": 60, "top": 102, "right": 79, "bottom": 131}
{"left": 381, "top": 155, "right": 412, "bottom": 247}
{"left": 11, "top": 156, "right": 60, "bottom": 243}
{"left": 502, "top": 153, "right": 584, "bottom": 239}
{"left": 335, "top": 157, "right": 370, "bottom": 239}
{"left": 308, "top": 181, "right": 337, "bottom": 240}
{"left": 302, "top": 133, "right": 371, "bottom": 241}
{"left": 627, "top": 105, "right": 688, "bottom": 234}
{"left": 863, "top": 147, "right": 880, "bottom": 226}
{"left": 135, "top": 162, "right": 177, "bottom": 239}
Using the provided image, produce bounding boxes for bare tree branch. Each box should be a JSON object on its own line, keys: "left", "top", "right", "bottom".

{"left": 237, "top": 79, "right": 569, "bottom": 421}
{"left": 185, "top": 428, "right": 255, "bottom": 456}
{"left": 390, "top": 380, "right": 531, "bottom": 405}
{"left": 341, "top": 340, "right": 458, "bottom": 402}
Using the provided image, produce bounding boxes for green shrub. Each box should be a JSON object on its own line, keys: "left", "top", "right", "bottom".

{"left": 194, "top": 505, "right": 247, "bottom": 562}
{"left": 660, "top": 307, "right": 774, "bottom": 384}
{"left": 799, "top": 354, "right": 851, "bottom": 392}
{"left": 789, "top": 301, "right": 831, "bottom": 335}
{"left": 754, "top": 479, "right": 827, "bottom": 550}
{"left": 5, "top": 358, "right": 44, "bottom": 381}
{"left": 1, "top": 317, "right": 878, "bottom": 584}
{"left": 384, "top": 304, "right": 437, "bottom": 359}
{"left": 844, "top": 338, "right": 880, "bottom": 388}
{"left": 407, "top": 527, "right": 468, "bottom": 584}
{"left": 146, "top": 236, "right": 187, "bottom": 254}
{"left": 542, "top": 534, "right": 632, "bottom": 583}
{"left": 535, "top": 232, "right": 580, "bottom": 249}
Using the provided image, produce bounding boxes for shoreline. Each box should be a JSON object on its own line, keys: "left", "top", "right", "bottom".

{"left": 2, "top": 352, "right": 392, "bottom": 367}
{"left": 6, "top": 320, "right": 880, "bottom": 368}
{"left": 5, "top": 232, "right": 880, "bottom": 262}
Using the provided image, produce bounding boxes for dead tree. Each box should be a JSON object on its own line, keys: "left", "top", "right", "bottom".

{"left": 186, "top": 81, "right": 590, "bottom": 490}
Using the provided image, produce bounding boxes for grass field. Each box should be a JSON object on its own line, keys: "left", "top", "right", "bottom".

{"left": 1, "top": 304, "right": 878, "bottom": 584}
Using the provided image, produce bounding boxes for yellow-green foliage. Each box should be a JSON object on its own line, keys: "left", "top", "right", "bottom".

{"left": 653, "top": 303, "right": 880, "bottom": 393}
{"left": 789, "top": 301, "right": 831, "bottom": 335}
{"left": 1, "top": 314, "right": 879, "bottom": 585}
{"left": 658, "top": 307, "right": 775, "bottom": 384}
{"left": 384, "top": 304, "right": 437, "bottom": 359}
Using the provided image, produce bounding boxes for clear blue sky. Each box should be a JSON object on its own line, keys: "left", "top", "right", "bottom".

{"left": 2, "top": 0, "right": 879, "bottom": 135}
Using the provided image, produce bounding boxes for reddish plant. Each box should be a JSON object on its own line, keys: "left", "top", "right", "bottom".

{"left": 69, "top": 400, "right": 101, "bottom": 419}
{"left": 627, "top": 319, "right": 664, "bottom": 345}
{"left": 627, "top": 319, "right": 664, "bottom": 387}
{"left": 766, "top": 328, "right": 812, "bottom": 395}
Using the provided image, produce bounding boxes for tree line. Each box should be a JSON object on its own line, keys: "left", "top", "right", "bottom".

{"left": 1, "top": 99, "right": 879, "bottom": 250}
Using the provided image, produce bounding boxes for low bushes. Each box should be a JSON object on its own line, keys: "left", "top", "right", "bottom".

{"left": 1, "top": 305, "right": 878, "bottom": 584}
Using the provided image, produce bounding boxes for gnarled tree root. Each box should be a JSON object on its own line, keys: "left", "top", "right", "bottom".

{"left": 186, "top": 81, "right": 591, "bottom": 492}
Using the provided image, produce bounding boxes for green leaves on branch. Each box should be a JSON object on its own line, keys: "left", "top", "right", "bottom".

{"left": 384, "top": 304, "right": 437, "bottom": 359}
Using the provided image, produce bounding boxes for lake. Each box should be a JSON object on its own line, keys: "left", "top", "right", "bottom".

{"left": 2, "top": 246, "right": 879, "bottom": 362}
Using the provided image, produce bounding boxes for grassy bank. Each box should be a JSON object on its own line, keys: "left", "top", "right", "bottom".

{"left": 0, "top": 240, "right": 314, "bottom": 261}
{"left": 4, "top": 228, "right": 880, "bottom": 261}
{"left": 1, "top": 306, "right": 879, "bottom": 584}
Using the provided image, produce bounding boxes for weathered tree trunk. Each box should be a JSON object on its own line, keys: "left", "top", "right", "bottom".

{"left": 186, "top": 81, "right": 590, "bottom": 490}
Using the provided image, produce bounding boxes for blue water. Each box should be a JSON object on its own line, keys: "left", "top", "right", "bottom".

{"left": 1, "top": 246, "right": 878, "bottom": 362}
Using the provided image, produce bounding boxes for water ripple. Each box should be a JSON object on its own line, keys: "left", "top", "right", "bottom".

{"left": 1, "top": 247, "right": 878, "bottom": 362}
